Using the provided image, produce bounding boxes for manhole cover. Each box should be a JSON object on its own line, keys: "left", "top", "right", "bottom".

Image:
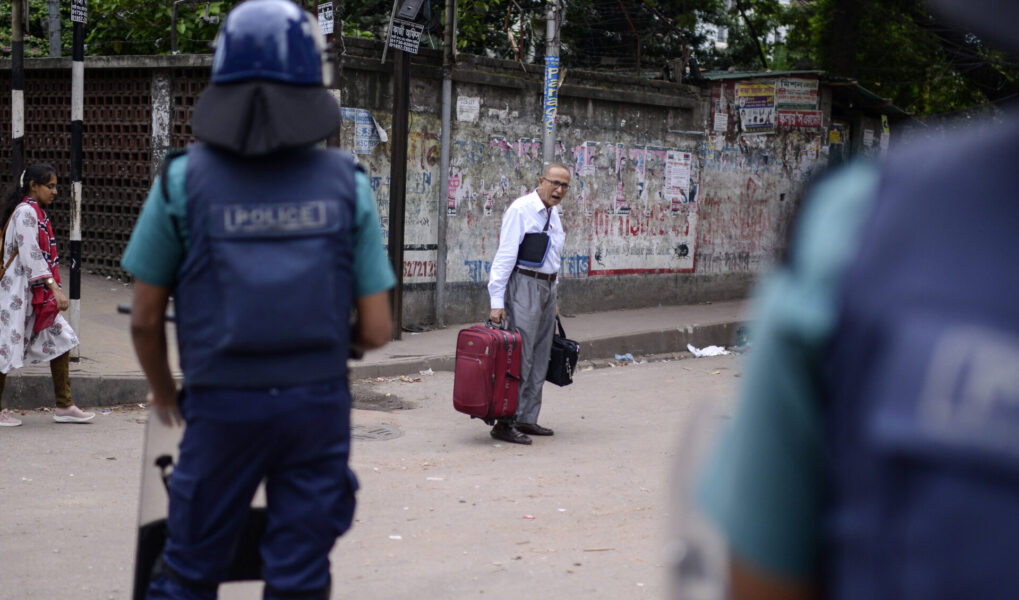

{"left": 351, "top": 424, "right": 403, "bottom": 441}
{"left": 351, "top": 386, "right": 417, "bottom": 412}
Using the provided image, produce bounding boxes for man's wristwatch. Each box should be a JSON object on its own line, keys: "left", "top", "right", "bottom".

{"left": 45, "top": 277, "right": 55, "bottom": 287}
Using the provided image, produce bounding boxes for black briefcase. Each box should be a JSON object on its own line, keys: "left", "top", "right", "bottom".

{"left": 546, "top": 316, "right": 579, "bottom": 386}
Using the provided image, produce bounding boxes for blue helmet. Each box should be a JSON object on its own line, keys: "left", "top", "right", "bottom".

{"left": 211, "top": 0, "right": 326, "bottom": 86}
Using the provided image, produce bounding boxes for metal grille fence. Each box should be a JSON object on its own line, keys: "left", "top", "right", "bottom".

{"left": 171, "top": 68, "right": 204, "bottom": 149}
{"left": 1, "top": 68, "right": 155, "bottom": 279}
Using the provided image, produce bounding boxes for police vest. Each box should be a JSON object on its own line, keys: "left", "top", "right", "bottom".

{"left": 174, "top": 143, "right": 359, "bottom": 388}
{"left": 823, "top": 114, "right": 1019, "bottom": 599}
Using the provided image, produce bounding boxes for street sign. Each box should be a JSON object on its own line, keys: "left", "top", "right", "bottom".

{"left": 388, "top": 18, "right": 424, "bottom": 55}
{"left": 71, "top": 0, "right": 88, "bottom": 24}
{"left": 318, "top": 2, "right": 334, "bottom": 35}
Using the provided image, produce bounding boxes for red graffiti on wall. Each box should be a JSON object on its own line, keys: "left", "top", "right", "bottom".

{"left": 696, "top": 193, "right": 773, "bottom": 257}
{"left": 590, "top": 206, "right": 689, "bottom": 239}
{"left": 410, "top": 126, "right": 440, "bottom": 170}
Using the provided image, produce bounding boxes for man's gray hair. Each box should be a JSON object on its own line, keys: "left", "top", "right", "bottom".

{"left": 541, "top": 163, "right": 569, "bottom": 178}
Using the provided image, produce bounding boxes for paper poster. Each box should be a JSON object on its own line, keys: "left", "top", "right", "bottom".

{"left": 714, "top": 112, "right": 728, "bottom": 132}
{"left": 863, "top": 129, "right": 875, "bottom": 148}
{"left": 775, "top": 78, "right": 819, "bottom": 110}
{"left": 665, "top": 151, "right": 693, "bottom": 213}
{"left": 736, "top": 81, "right": 775, "bottom": 134}
{"left": 829, "top": 121, "right": 848, "bottom": 144}
{"left": 456, "top": 96, "right": 480, "bottom": 122}
{"left": 880, "top": 115, "right": 890, "bottom": 153}
{"left": 341, "top": 108, "right": 383, "bottom": 154}
{"left": 318, "top": 3, "right": 334, "bottom": 35}
{"left": 446, "top": 173, "right": 459, "bottom": 215}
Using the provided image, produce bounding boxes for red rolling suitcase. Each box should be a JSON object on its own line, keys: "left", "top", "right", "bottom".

{"left": 453, "top": 321, "right": 521, "bottom": 423}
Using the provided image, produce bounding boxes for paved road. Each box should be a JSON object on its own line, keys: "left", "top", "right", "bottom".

{"left": 0, "top": 354, "right": 740, "bottom": 599}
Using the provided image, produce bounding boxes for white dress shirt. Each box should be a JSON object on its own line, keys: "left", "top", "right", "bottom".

{"left": 488, "top": 190, "right": 565, "bottom": 310}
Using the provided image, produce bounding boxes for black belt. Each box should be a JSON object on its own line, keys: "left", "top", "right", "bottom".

{"left": 514, "top": 267, "right": 557, "bottom": 282}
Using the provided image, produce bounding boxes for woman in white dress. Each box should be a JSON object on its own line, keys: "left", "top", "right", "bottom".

{"left": 0, "top": 164, "right": 93, "bottom": 427}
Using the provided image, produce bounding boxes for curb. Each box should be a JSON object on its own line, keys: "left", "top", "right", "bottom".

{"left": 0, "top": 320, "right": 746, "bottom": 410}
{"left": 2, "top": 375, "right": 152, "bottom": 411}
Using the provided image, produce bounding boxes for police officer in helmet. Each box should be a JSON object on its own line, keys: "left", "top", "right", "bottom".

{"left": 123, "top": 0, "right": 395, "bottom": 597}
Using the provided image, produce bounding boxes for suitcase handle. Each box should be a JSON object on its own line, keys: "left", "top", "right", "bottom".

{"left": 485, "top": 319, "right": 508, "bottom": 330}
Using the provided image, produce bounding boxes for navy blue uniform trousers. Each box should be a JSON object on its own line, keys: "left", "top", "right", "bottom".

{"left": 147, "top": 380, "right": 358, "bottom": 600}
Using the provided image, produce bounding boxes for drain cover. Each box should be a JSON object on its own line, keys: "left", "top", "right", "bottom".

{"left": 351, "top": 423, "right": 403, "bottom": 441}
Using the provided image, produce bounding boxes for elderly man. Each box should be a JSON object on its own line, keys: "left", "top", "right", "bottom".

{"left": 487, "top": 164, "right": 570, "bottom": 445}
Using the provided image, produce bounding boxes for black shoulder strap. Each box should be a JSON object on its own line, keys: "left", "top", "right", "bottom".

{"left": 157, "top": 149, "right": 188, "bottom": 242}
{"left": 158, "top": 149, "right": 188, "bottom": 205}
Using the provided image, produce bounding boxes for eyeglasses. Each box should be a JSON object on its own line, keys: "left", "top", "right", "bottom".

{"left": 542, "top": 178, "right": 570, "bottom": 191}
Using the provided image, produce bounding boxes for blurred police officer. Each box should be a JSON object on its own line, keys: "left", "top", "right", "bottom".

{"left": 122, "top": 1, "right": 395, "bottom": 597}
{"left": 694, "top": 1, "right": 1019, "bottom": 599}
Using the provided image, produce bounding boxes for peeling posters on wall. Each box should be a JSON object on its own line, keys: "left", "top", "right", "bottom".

{"left": 737, "top": 81, "right": 776, "bottom": 134}
{"left": 775, "top": 78, "right": 822, "bottom": 128}
{"left": 665, "top": 151, "right": 693, "bottom": 212}
{"left": 456, "top": 96, "right": 481, "bottom": 122}
{"left": 341, "top": 108, "right": 388, "bottom": 154}
{"left": 587, "top": 147, "right": 697, "bottom": 276}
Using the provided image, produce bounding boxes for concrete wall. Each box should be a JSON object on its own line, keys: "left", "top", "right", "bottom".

{"left": 696, "top": 79, "right": 833, "bottom": 278}
{"left": 2, "top": 46, "right": 845, "bottom": 327}
{"left": 334, "top": 45, "right": 835, "bottom": 326}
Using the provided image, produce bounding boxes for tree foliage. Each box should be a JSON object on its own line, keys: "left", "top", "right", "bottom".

{"left": 782, "top": 0, "right": 1018, "bottom": 116}
{"left": 4, "top": 0, "right": 1014, "bottom": 116}
{"left": 83, "top": 0, "right": 229, "bottom": 55}
{"left": 0, "top": 0, "right": 73, "bottom": 58}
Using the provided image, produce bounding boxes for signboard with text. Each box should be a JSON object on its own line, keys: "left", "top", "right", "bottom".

{"left": 71, "top": 0, "right": 88, "bottom": 24}
{"left": 776, "top": 110, "right": 823, "bottom": 128}
{"left": 318, "top": 3, "right": 334, "bottom": 35}
{"left": 543, "top": 56, "right": 560, "bottom": 141}
{"left": 388, "top": 18, "right": 424, "bottom": 54}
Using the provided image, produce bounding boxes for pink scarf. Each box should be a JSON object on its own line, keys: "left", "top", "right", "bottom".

{"left": 21, "top": 198, "right": 60, "bottom": 333}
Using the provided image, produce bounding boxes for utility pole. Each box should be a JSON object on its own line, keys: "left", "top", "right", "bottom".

{"left": 388, "top": 48, "right": 410, "bottom": 339}
{"left": 435, "top": 0, "right": 456, "bottom": 328}
{"left": 385, "top": 0, "right": 425, "bottom": 337}
{"left": 48, "top": 0, "right": 61, "bottom": 57}
{"left": 12, "top": 0, "right": 25, "bottom": 181}
{"left": 69, "top": 0, "right": 87, "bottom": 360}
{"left": 319, "top": 0, "right": 341, "bottom": 148}
{"left": 542, "top": 0, "right": 560, "bottom": 167}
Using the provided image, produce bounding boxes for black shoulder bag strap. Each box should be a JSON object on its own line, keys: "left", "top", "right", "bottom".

{"left": 158, "top": 149, "right": 188, "bottom": 242}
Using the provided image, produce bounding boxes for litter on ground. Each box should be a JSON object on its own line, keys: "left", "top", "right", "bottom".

{"left": 687, "top": 344, "right": 729, "bottom": 357}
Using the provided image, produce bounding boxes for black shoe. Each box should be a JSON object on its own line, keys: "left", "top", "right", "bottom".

{"left": 516, "top": 422, "right": 554, "bottom": 436}
{"left": 490, "top": 422, "right": 532, "bottom": 445}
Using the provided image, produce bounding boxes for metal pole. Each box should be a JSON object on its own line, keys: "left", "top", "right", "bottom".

{"left": 12, "top": 0, "right": 25, "bottom": 181}
{"left": 324, "top": 0, "right": 341, "bottom": 148}
{"left": 435, "top": 0, "right": 455, "bottom": 328}
{"left": 48, "top": 0, "right": 61, "bottom": 57}
{"left": 380, "top": 0, "right": 400, "bottom": 65}
{"left": 171, "top": 1, "right": 180, "bottom": 54}
{"left": 69, "top": 8, "right": 85, "bottom": 360}
{"left": 541, "top": 0, "right": 559, "bottom": 166}
{"left": 388, "top": 50, "right": 411, "bottom": 339}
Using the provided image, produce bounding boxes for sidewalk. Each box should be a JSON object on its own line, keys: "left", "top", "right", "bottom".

{"left": 1, "top": 272, "right": 749, "bottom": 410}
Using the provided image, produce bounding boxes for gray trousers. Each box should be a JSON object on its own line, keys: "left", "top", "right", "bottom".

{"left": 504, "top": 270, "right": 557, "bottom": 425}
